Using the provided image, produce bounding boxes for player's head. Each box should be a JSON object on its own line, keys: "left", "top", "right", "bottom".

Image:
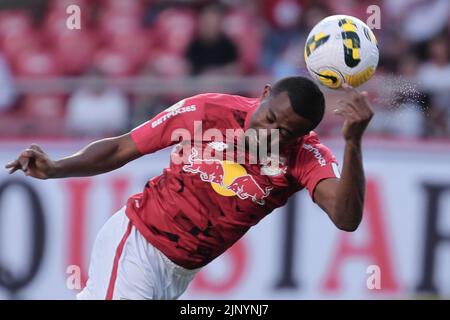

{"left": 248, "top": 76, "right": 325, "bottom": 146}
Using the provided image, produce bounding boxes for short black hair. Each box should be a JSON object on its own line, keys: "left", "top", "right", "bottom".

{"left": 271, "top": 76, "right": 325, "bottom": 130}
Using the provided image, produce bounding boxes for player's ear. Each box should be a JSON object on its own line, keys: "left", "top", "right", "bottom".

{"left": 261, "top": 84, "right": 271, "bottom": 100}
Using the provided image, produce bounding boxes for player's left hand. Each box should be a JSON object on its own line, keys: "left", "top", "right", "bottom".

{"left": 334, "top": 83, "right": 373, "bottom": 143}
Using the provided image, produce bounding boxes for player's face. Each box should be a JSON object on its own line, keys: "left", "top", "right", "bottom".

{"left": 248, "top": 86, "right": 312, "bottom": 147}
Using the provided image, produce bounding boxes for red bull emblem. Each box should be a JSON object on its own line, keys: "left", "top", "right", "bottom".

{"left": 226, "top": 175, "right": 272, "bottom": 205}
{"left": 182, "top": 148, "right": 273, "bottom": 205}
{"left": 182, "top": 148, "right": 224, "bottom": 184}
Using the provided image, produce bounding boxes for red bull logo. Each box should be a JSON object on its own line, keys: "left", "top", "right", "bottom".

{"left": 227, "top": 175, "right": 273, "bottom": 205}
{"left": 182, "top": 148, "right": 224, "bottom": 184}
{"left": 182, "top": 148, "right": 273, "bottom": 205}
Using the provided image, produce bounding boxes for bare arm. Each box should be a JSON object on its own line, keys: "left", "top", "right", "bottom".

{"left": 4, "top": 133, "right": 142, "bottom": 179}
{"left": 313, "top": 141, "right": 365, "bottom": 231}
{"left": 313, "top": 84, "right": 373, "bottom": 232}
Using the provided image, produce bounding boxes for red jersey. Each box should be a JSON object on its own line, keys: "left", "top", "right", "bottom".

{"left": 127, "top": 93, "right": 339, "bottom": 269}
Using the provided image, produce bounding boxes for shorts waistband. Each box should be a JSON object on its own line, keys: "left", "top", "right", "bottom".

{"left": 155, "top": 246, "right": 202, "bottom": 276}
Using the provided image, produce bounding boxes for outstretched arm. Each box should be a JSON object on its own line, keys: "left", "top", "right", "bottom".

{"left": 5, "top": 133, "right": 142, "bottom": 179}
{"left": 5, "top": 96, "right": 205, "bottom": 180}
{"left": 313, "top": 84, "right": 373, "bottom": 232}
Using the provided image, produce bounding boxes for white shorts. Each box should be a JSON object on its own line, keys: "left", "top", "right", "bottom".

{"left": 76, "top": 207, "right": 200, "bottom": 300}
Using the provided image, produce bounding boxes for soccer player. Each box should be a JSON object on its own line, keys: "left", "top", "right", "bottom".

{"left": 5, "top": 77, "right": 373, "bottom": 300}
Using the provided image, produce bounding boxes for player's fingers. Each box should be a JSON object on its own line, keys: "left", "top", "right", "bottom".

{"left": 346, "top": 92, "right": 372, "bottom": 120}
{"left": 5, "top": 160, "right": 21, "bottom": 174}
{"left": 339, "top": 94, "right": 372, "bottom": 120}
{"left": 5, "top": 159, "right": 19, "bottom": 168}
{"left": 333, "top": 105, "right": 357, "bottom": 120}
{"left": 333, "top": 108, "right": 350, "bottom": 119}
{"left": 360, "top": 91, "right": 374, "bottom": 116}
{"left": 9, "top": 165, "right": 21, "bottom": 174}
{"left": 342, "top": 83, "right": 360, "bottom": 94}
{"left": 18, "top": 156, "right": 30, "bottom": 171}
{"left": 342, "top": 83, "right": 366, "bottom": 104}
{"left": 17, "top": 149, "right": 40, "bottom": 171}
{"left": 341, "top": 100, "right": 362, "bottom": 118}
{"left": 342, "top": 83, "right": 359, "bottom": 96}
{"left": 333, "top": 108, "right": 344, "bottom": 117}
{"left": 337, "top": 100, "right": 358, "bottom": 113}
{"left": 338, "top": 101, "right": 360, "bottom": 118}
{"left": 21, "top": 148, "right": 44, "bottom": 160}
{"left": 29, "top": 144, "right": 45, "bottom": 153}
{"left": 345, "top": 104, "right": 370, "bottom": 122}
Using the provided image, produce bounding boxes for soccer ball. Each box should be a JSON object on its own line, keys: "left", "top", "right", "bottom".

{"left": 304, "top": 15, "right": 379, "bottom": 89}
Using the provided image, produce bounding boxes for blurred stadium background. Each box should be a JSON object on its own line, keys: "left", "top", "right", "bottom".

{"left": 0, "top": 0, "right": 449, "bottom": 299}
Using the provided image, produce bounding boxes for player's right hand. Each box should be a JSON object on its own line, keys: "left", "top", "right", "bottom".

{"left": 4, "top": 144, "right": 55, "bottom": 179}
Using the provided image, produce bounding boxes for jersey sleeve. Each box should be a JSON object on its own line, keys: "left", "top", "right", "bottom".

{"left": 130, "top": 97, "right": 204, "bottom": 155}
{"left": 292, "top": 132, "right": 340, "bottom": 201}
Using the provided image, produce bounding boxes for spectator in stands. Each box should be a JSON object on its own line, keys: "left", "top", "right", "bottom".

{"left": 186, "top": 3, "right": 239, "bottom": 75}
{"left": 417, "top": 36, "right": 450, "bottom": 137}
{"left": 417, "top": 37, "right": 450, "bottom": 91}
{"left": 261, "top": 0, "right": 304, "bottom": 71}
{"left": 0, "top": 0, "right": 448, "bottom": 140}
{"left": 65, "top": 69, "right": 130, "bottom": 136}
{"left": 377, "top": 54, "right": 425, "bottom": 138}
{"left": 0, "top": 53, "right": 16, "bottom": 112}
{"left": 388, "top": 0, "right": 449, "bottom": 44}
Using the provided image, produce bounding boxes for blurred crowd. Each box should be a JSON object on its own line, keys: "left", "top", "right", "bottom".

{"left": 0, "top": 0, "right": 449, "bottom": 139}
